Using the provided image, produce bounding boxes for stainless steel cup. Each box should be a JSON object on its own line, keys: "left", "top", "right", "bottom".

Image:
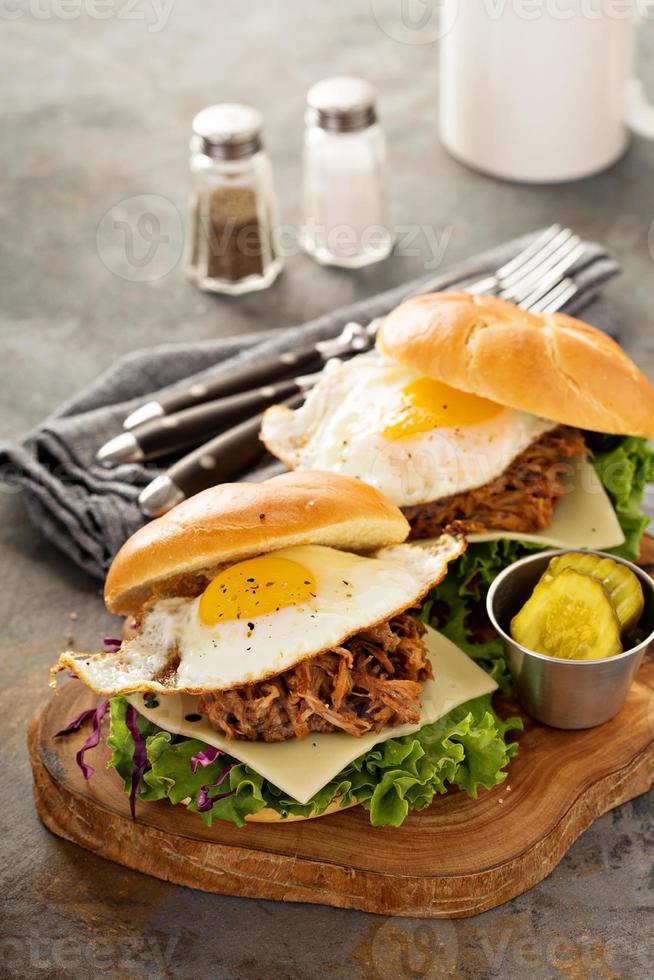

{"left": 486, "top": 549, "right": 654, "bottom": 729}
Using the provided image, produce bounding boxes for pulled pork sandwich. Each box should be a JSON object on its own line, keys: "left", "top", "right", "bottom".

{"left": 50, "top": 471, "right": 519, "bottom": 827}
{"left": 261, "top": 293, "right": 654, "bottom": 685}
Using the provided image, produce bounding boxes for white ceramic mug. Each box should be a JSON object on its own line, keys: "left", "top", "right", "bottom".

{"left": 439, "top": 0, "right": 654, "bottom": 182}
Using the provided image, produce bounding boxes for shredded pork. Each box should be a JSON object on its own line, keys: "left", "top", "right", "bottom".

{"left": 403, "top": 425, "right": 587, "bottom": 539}
{"left": 198, "top": 613, "right": 430, "bottom": 741}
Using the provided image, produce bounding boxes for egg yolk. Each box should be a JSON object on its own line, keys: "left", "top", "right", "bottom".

{"left": 198, "top": 555, "right": 317, "bottom": 626}
{"left": 382, "top": 378, "right": 502, "bottom": 440}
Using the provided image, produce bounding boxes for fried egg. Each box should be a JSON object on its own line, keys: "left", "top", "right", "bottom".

{"left": 52, "top": 534, "right": 465, "bottom": 696}
{"left": 261, "top": 352, "right": 556, "bottom": 507}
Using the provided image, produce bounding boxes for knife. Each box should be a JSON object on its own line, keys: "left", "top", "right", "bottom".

{"left": 97, "top": 373, "right": 320, "bottom": 466}
{"left": 138, "top": 393, "right": 305, "bottom": 517}
{"left": 123, "top": 320, "right": 375, "bottom": 430}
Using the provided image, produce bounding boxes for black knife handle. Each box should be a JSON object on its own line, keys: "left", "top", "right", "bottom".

{"left": 167, "top": 393, "right": 304, "bottom": 498}
{"left": 134, "top": 377, "right": 302, "bottom": 460}
{"left": 159, "top": 346, "right": 324, "bottom": 416}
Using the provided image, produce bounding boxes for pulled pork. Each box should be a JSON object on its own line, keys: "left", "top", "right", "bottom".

{"left": 198, "top": 613, "right": 430, "bottom": 742}
{"left": 404, "top": 425, "right": 587, "bottom": 539}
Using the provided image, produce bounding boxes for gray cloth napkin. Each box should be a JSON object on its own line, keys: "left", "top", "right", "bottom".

{"left": 0, "top": 230, "right": 620, "bottom": 580}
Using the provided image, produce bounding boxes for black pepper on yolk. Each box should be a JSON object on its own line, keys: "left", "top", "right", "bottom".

{"left": 198, "top": 556, "right": 317, "bottom": 626}
{"left": 382, "top": 378, "right": 502, "bottom": 441}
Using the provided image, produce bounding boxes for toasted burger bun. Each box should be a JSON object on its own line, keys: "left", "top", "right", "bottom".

{"left": 105, "top": 471, "right": 410, "bottom": 615}
{"left": 245, "top": 796, "right": 358, "bottom": 823}
{"left": 377, "top": 292, "right": 654, "bottom": 439}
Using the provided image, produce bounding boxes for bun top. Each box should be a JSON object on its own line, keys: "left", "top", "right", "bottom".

{"left": 105, "top": 471, "right": 410, "bottom": 615}
{"left": 377, "top": 292, "right": 654, "bottom": 439}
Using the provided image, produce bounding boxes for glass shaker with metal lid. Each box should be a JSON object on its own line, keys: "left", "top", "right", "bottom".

{"left": 186, "top": 103, "right": 283, "bottom": 295}
{"left": 300, "top": 77, "right": 394, "bottom": 268}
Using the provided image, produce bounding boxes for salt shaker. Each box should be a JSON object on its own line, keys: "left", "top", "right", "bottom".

{"left": 300, "top": 77, "right": 393, "bottom": 268}
{"left": 186, "top": 104, "right": 283, "bottom": 295}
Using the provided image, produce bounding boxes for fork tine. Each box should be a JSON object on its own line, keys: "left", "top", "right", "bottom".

{"left": 464, "top": 224, "right": 566, "bottom": 295}
{"left": 500, "top": 231, "right": 579, "bottom": 296}
{"left": 512, "top": 242, "right": 585, "bottom": 307}
{"left": 495, "top": 225, "right": 569, "bottom": 284}
{"left": 518, "top": 253, "right": 583, "bottom": 308}
{"left": 527, "top": 278, "right": 578, "bottom": 314}
{"left": 501, "top": 237, "right": 583, "bottom": 304}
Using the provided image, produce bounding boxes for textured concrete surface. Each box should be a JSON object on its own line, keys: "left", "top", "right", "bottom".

{"left": 2, "top": 2, "right": 654, "bottom": 978}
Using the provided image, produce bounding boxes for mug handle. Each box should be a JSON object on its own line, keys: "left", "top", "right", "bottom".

{"left": 624, "top": 11, "right": 654, "bottom": 139}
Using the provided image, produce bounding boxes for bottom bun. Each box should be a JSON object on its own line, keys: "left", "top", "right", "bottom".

{"left": 245, "top": 796, "right": 358, "bottom": 823}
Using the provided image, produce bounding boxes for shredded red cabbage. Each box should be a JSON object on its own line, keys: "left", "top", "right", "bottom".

{"left": 196, "top": 764, "right": 235, "bottom": 813}
{"left": 102, "top": 637, "right": 122, "bottom": 651}
{"left": 125, "top": 703, "right": 150, "bottom": 820}
{"left": 55, "top": 706, "right": 98, "bottom": 737}
{"left": 55, "top": 700, "right": 110, "bottom": 779}
{"left": 190, "top": 745, "right": 224, "bottom": 774}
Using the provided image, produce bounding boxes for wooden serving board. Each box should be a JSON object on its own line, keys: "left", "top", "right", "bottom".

{"left": 28, "top": 544, "right": 654, "bottom": 919}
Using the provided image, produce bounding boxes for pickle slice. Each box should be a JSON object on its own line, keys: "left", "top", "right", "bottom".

{"left": 511, "top": 568, "right": 623, "bottom": 660}
{"left": 545, "top": 553, "right": 644, "bottom": 634}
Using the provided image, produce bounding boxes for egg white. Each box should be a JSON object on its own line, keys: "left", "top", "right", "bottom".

{"left": 53, "top": 535, "right": 464, "bottom": 696}
{"left": 261, "top": 351, "right": 556, "bottom": 507}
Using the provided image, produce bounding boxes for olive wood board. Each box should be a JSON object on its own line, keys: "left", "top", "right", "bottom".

{"left": 28, "top": 540, "right": 654, "bottom": 918}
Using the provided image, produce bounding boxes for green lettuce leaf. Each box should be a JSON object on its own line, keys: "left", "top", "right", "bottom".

{"left": 104, "top": 694, "right": 521, "bottom": 829}
{"left": 421, "top": 539, "right": 546, "bottom": 690}
{"left": 591, "top": 435, "right": 654, "bottom": 561}
{"left": 107, "top": 699, "right": 266, "bottom": 818}
{"left": 346, "top": 694, "right": 520, "bottom": 827}
{"left": 187, "top": 764, "right": 269, "bottom": 826}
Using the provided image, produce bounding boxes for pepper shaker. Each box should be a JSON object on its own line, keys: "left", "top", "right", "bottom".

{"left": 186, "top": 104, "right": 283, "bottom": 295}
{"left": 300, "top": 77, "right": 394, "bottom": 268}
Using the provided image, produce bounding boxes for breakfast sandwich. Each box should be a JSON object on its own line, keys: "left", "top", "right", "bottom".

{"left": 261, "top": 294, "right": 654, "bottom": 683}
{"left": 50, "top": 471, "right": 519, "bottom": 827}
